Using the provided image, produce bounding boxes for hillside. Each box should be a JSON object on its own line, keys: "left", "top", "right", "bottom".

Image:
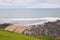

{"left": 0, "top": 30, "right": 40, "bottom": 40}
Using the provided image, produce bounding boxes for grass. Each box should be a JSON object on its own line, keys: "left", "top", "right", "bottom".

{"left": 0, "top": 30, "right": 57, "bottom": 40}
{"left": 39, "top": 37, "right": 56, "bottom": 40}
{"left": 0, "top": 30, "right": 40, "bottom": 40}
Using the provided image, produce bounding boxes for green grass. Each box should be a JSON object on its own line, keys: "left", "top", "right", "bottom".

{"left": 39, "top": 37, "right": 56, "bottom": 40}
{"left": 0, "top": 30, "right": 40, "bottom": 40}
{"left": 0, "top": 30, "right": 57, "bottom": 40}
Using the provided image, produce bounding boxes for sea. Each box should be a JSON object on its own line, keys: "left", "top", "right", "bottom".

{"left": 0, "top": 8, "right": 60, "bottom": 25}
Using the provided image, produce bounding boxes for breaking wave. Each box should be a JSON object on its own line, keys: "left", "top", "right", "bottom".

{"left": 0, "top": 17, "right": 60, "bottom": 25}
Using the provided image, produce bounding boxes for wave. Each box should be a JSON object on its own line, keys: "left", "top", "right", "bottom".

{"left": 22, "top": 17, "right": 60, "bottom": 25}
{"left": 0, "top": 17, "right": 60, "bottom": 25}
{"left": 0, "top": 17, "right": 60, "bottom": 20}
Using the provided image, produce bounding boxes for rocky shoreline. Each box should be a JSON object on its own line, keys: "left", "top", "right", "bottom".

{"left": 23, "top": 20, "right": 60, "bottom": 38}
{"left": 0, "top": 20, "right": 60, "bottom": 38}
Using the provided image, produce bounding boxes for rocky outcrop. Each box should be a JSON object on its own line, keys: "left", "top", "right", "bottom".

{"left": 0, "top": 23, "right": 32, "bottom": 33}
{"left": 0, "top": 23, "right": 12, "bottom": 29}
{"left": 5, "top": 25, "right": 31, "bottom": 33}
{"left": 23, "top": 20, "right": 60, "bottom": 37}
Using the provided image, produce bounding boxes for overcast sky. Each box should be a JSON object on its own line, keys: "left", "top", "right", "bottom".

{"left": 0, "top": 0, "right": 60, "bottom": 8}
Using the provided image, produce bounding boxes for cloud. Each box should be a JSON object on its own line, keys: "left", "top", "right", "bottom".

{"left": 0, "top": 0, "right": 60, "bottom": 8}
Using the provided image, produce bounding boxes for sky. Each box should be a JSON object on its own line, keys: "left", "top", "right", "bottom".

{"left": 0, "top": 0, "right": 60, "bottom": 8}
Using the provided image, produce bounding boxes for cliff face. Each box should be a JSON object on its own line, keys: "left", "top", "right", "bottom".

{"left": 23, "top": 20, "right": 60, "bottom": 37}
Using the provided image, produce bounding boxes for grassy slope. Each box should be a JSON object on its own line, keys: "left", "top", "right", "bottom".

{"left": 0, "top": 30, "right": 40, "bottom": 40}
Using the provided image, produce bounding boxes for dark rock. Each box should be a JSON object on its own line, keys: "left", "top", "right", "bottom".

{"left": 23, "top": 20, "right": 60, "bottom": 38}
{"left": 0, "top": 23, "right": 12, "bottom": 29}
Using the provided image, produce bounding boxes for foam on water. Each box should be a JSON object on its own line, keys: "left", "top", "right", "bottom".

{"left": 0, "top": 17, "right": 60, "bottom": 25}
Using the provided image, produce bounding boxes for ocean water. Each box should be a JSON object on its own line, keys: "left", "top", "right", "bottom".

{"left": 0, "top": 8, "right": 60, "bottom": 18}
{"left": 0, "top": 8, "right": 60, "bottom": 25}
